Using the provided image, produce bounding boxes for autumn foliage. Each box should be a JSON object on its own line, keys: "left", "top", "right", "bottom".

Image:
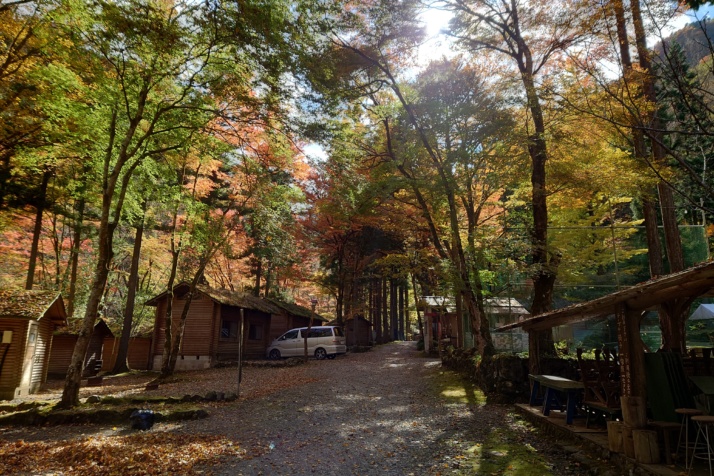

{"left": 0, "top": 432, "right": 243, "bottom": 475}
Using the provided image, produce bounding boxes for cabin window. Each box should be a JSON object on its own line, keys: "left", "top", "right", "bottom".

{"left": 248, "top": 324, "right": 263, "bottom": 341}
{"left": 220, "top": 320, "right": 239, "bottom": 340}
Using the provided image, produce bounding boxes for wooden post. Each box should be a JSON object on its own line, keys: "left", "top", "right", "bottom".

{"left": 616, "top": 302, "right": 655, "bottom": 463}
{"left": 528, "top": 330, "right": 541, "bottom": 375}
{"left": 622, "top": 425, "right": 635, "bottom": 458}
{"left": 237, "top": 308, "right": 244, "bottom": 397}
{"left": 304, "top": 298, "right": 317, "bottom": 362}
{"left": 424, "top": 311, "right": 432, "bottom": 353}
{"left": 607, "top": 421, "right": 624, "bottom": 453}
{"left": 616, "top": 303, "right": 647, "bottom": 401}
{"left": 633, "top": 429, "right": 660, "bottom": 464}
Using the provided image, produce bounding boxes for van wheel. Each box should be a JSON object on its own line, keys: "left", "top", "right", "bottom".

{"left": 314, "top": 348, "right": 327, "bottom": 360}
{"left": 269, "top": 349, "right": 281, "bottom": 360}
{"left": 327, "top": 354, "right": 336, "bottom": 360}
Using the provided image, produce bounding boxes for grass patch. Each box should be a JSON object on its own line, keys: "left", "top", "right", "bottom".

{"left": 430, "top": 369, "right": 487, "bottom": 407}
{"left": 461, "top": 423, "right": 554, "bottom": 475}
{"left": 430, "top": 370, "right": 559, "bottom": 475}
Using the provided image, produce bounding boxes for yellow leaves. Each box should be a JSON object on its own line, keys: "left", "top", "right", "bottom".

{"left": 0, "top": 432, "right": 243, "bottom": 475}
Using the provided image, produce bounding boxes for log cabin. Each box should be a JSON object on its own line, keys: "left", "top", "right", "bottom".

{"left": 146, "top": 283, "right": 325, "bottom": 369}
{"left": 0, "top": 290, "right": 67, "bottom": 400}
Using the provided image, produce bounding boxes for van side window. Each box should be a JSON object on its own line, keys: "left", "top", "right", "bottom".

{"left": 279, "top": 329, "right": 299, "bottom": 340}
{"left": 333, "top": 327, "right": 344, "bottom": 337}
{"left": 305, "top": 328, "right": 332, "bottom": 338}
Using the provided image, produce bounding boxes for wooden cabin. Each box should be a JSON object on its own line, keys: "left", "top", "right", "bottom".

{"left": 48, "top": 322, "right": 151, "bottom": 378}
{"left": 0, "top": 290, "right": 67, "bottom": 400}
{"left": 329, "top": 316, "right": 373, "bottom": 347}
{"left": 146, "top": 284, "right": 325, "bottom": 369}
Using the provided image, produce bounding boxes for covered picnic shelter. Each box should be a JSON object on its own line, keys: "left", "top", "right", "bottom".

{"left": 496, "top": 260, "right": 714, "bottom": 461}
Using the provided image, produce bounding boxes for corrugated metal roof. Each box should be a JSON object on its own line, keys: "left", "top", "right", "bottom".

{"left": 484, "top": 298, "right": 530, "bottom": 316}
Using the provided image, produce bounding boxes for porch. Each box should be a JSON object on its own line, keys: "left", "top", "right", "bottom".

{"left": 516, "top": 402, "right": 705, "bottom": 475}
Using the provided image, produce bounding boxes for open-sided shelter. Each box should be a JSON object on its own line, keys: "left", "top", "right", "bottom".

{"left": 146, "top": 284, "right": 325, "bottom": 369}
{"left": 0, "top": 290, "right": 67, "bottom": 399}
{"left": 496, "top": 260, "right": 714, "bottom": 462}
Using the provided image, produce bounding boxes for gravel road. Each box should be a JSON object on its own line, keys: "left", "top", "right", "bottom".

{"left": 185, "top": 341, "right": 588, "bottom": 476}
{"left": 2, "top": 341, "right": 602, "bottom": 475}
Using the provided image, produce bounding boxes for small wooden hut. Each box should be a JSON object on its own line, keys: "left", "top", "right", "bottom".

{"left": 0, "top": 290, "right": 67, "bottom": 399}
{"left": 328, "top": 316, "right": 373, "bottom": 347}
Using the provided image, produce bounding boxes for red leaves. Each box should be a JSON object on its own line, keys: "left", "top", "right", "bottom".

{"left": 0, "top": 432, "right": 243, "bottom": 475}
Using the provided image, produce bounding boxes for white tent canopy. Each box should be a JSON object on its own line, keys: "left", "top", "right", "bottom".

{"left": 690, "top": 303, "right": 714, "bottom": 320}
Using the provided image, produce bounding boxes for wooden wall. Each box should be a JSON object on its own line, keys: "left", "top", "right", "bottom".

{"left": 269, "top": 313, "right": 289, "bottom": 341}
{"left": 0, "top": 319, "right": 28, "bottom": 399}
{"left": 0, "top": 317, "right": 55, "bottom": 398}
{"left": 346, "top": 319, "right": 372, "bottom": 346}
{"left": 151, "top": 294, "right": 217, "bottom": 360}
{"left": 49, "top": 335, "right": 153, "bottom": 377}
{"left": 215, "top": 307, "right": 271, "bottom": 360}
{"left": 47, "top": 334, "right": 76, "bottom": 377}
{"left": 101, "top": 337, "right": 152, "bottom": 371}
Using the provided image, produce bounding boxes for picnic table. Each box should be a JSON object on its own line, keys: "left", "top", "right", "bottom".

{"left": 529, "top": 374, "right": 584, "bottom": 425}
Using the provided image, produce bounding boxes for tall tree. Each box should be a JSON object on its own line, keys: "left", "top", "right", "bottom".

{"left": 59, "top": 0, "right": 228, "bottom": 407}
{"left": 444, "top": 0, "right": 593, "bottom": 363}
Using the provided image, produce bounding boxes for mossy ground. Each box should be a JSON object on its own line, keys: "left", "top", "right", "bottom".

{"left": 429, "top": 368, "right": 559, "bottom": 475}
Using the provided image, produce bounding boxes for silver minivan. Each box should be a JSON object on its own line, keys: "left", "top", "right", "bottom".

{"left": 266, "top": 326, "right": 346, "bottom": 360}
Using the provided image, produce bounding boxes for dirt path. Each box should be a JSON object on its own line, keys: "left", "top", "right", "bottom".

{"left": 187, "top": 342, "right": 582, "bottom": 475}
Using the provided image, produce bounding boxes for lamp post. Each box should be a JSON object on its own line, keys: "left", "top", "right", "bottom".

{"left": 304, "top": 297, "right": 318, "bottom": 362}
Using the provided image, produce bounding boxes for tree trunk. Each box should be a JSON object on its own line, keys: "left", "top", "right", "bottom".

{"left": 264, "top": 262, "right": 272, "bottom": 297}
{"left": 112, "top": 205, "right": 146, "bottom": 374}
{"left": 390, "top": 278, "right": 398, "bottom": 341}
{"left": 411, "top": 274, "right": 424, "bottom": 341}
{"left": 398, "top": 282, "right": 405, "bottom": 341}
{"left": 382, "top": 277, "right": 389, "bottom": 342}
{"left": 630, "top": 0, "right": 688, "bottom": 350}
{"left": 67, "top": 194, "right": 86, "bottom": 318}
{"left": 25, "top": 170, "right": 51, "bottom": 290}
{"left": 375, "top": 277, "right": 383, "bottom": 344}
{"left": 522, "top": 72, "right": 556, "bottom": 355}
{"left": 159, "top": 233, "right": 181, "bottom": 379}
{"left": 253, "top": 258, "right": 262, "bottom": 296}
{"left": 60, "top": 222, "right": 114, "bottom": 407}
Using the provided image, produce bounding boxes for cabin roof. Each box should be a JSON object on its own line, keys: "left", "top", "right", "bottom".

{"left": 0, "top": 289, "right": 67, "bottom": 326}
{"left": 146, "top": 283, "right": 326, "bottom": 320}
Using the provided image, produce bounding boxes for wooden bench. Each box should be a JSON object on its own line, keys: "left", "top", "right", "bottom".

{"left": 529, "top": 374, "right": 584, "bottom": 425}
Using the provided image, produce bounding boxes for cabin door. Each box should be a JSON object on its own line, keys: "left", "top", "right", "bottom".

{"left": 19, "top": 322, "right": 38, "bottom": 392}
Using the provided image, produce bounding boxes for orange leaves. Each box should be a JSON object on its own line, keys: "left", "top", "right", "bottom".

{"left": 0, "top": 432, "right": 243, "bottom": 475}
